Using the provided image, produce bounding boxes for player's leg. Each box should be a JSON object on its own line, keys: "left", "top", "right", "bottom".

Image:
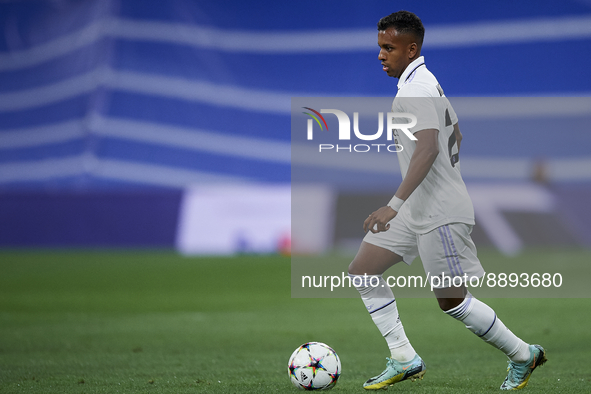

{"left": 438, "top": 287, "right": 547, "bottom": 390}
{"left": 348, "top": 241, "right": 417, "bottom": 362}
{"left": 349, "top": 219, "right": 425, "bottom": 390}
{"left": 348, "top": 240, "right": 401, "bottom": 276}
{"left": 435, "top": 285, "right": 532, "bottom": 361}
{"left": 422, "top": 223, "right": 546, "bottom": 390}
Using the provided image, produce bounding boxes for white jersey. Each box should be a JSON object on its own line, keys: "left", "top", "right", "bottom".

{"left": 391, "top": 56, "right": 475, "bottom": 234}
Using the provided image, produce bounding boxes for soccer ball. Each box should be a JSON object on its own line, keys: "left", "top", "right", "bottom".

{"left": 288, "top": 342, "right": 341, "bottom": 390}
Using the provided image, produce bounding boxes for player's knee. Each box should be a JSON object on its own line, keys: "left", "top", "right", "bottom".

{"left": 437, "top": 296, "right": 464, "bottom": 311}
{"left": 347, "top": 259, "right": 363, "bottom": 276}
{"left": 434, "top": 285, "right": 467, "bottom": 311}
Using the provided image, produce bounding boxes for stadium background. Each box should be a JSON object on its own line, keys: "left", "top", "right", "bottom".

{"left": 1, "top": 1, "right": 591, "bottom": 392}
{"left": 1, "top": 0, "right": 591, "bottom": 254}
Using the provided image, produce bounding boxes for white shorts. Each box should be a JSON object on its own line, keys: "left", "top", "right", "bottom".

{"left": 363, "top": 216, "right": 484, "bottom": 287}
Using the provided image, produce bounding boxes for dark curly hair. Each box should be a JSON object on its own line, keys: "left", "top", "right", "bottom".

{"left": 377, "top": 11, "right": 425, "bottom": 47}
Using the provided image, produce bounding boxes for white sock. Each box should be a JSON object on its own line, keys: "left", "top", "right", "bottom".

{"left": 350, "top": 274, "right": 416, "bottom": 362}
{"left": 445, "top": 295, "right": 530, "bottom": 362}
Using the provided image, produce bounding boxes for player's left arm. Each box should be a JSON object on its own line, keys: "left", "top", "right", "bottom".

{"left": 364, "top": 128, "right": 439, "bottom": 233}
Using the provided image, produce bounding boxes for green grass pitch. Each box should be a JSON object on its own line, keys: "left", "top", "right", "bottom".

{"left": 1, "top": 250, "right": 590, "bottom": 393}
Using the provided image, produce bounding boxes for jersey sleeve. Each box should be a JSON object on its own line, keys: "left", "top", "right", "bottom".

{"left": 395, "top": 82, "right": 441, "bottom": 133}
{"left": 395, "top": 96, "right": 440, "bottom": 134}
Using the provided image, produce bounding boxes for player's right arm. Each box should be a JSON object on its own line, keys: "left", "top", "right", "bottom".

{"left": 364, "top": 128, "right": 439, "bottom": 234}
{"left": 453, "top": 123, "right": 462, "bottom": 154}
{"left": 392, "top": 128, "right": 439, "bottom": 201}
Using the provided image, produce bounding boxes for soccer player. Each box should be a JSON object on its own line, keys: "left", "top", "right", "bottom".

{"left": 348, "top": 11, "right": 546, "bottom": 390}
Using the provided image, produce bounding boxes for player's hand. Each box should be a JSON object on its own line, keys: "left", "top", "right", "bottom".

{"left": 363, "top": 206, "right": 397, "bottom": 233}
